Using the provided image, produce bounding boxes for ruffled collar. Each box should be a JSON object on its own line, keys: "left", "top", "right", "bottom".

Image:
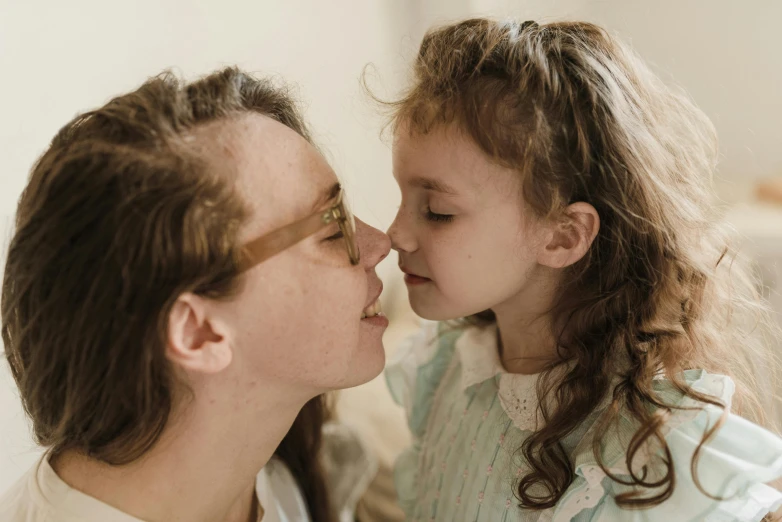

{"left": 454, "top": 324, "right": 544, "bottom": 431}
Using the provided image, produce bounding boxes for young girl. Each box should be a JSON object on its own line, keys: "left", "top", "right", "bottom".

{"left": 384, "top": 18, "right": 782, "bottom": 521}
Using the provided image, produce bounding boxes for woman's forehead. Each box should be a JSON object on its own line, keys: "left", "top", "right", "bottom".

{"left": 226, "top": 114, "right": 339, "bottom": 240}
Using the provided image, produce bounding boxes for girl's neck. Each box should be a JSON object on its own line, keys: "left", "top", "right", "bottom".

{"left": 495, "top": 312, "right": 558, "bottom": 374}
{"left": 492, "top": 279, "right": 560, "bottom": 375}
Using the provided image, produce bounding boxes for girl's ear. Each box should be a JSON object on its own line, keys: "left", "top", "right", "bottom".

{"left": 537, "top": 202, "right": 600, "bottom": 269}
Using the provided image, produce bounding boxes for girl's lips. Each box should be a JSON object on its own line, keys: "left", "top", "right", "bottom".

{"left": 404, "top": 273, "right": 431, "bottom": 286}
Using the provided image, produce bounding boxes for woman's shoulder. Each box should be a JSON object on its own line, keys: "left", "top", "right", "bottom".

{"left": 257, "top": 458, "right": 311, "bottom": 522}
{"left": 557, "top": 369, "right": 782, "bottom": 521}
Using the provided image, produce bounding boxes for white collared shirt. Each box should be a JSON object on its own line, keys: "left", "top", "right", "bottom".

{"left": 0, "top": 455, "right": 310, "bottom": 522}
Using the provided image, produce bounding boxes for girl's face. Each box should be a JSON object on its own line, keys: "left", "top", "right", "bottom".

{"left": 388, "top": 125, "right": 551, "bottom": 321}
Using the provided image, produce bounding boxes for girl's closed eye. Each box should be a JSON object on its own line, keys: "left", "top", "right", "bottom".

{"left": 425, "top": 207, "right": 454, "bottom": 223}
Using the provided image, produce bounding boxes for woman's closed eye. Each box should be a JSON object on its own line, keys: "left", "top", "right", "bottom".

{"left": 324, "top": 229, "right": 344, "bottom": 241}
{"left": 425, "top": 207, "right": 454, "bottom": 223}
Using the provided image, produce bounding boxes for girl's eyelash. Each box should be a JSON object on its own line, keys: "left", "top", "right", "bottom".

{"left": 425, "top": 208, "right": 454, "bottom": 223}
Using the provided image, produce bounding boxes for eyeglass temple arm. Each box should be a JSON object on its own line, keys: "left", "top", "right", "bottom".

{"left": 239, "top": 210, "right": 332, "bottom": 271}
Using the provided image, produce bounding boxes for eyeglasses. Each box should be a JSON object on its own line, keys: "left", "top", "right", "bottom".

{"left": 239, "top": 186, "right": 359, "bottom": 272}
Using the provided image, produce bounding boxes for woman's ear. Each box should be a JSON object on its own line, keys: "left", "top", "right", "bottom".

{"left": 166, "top": 292, "right": 232, "bottom": 373}
{"left": 537, "top": 202, "right": 600, "bottom": 269}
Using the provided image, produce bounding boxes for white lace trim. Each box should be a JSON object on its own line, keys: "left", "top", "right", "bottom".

{"left": 552, "top": 464, "right": 629, "bottom": 522}
{"left": 497, "top": 373, "right": 541, "bottom": 431}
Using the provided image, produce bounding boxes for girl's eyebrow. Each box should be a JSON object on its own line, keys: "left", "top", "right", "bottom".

{"left": 409, "top": 176, "right": 459, "bottom": 195}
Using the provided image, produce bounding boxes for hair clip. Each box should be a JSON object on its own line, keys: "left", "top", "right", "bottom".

{"left": 521, "top": 20, "right": 538, "bottom": 31}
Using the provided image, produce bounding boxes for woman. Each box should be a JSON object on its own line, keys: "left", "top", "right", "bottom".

{"left": 0, "top": 67, "right": 390, "bottom": 522}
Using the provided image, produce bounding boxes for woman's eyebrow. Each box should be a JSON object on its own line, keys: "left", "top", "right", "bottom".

{"left": 309, "top": 182, "right": 342, "bottom": 212}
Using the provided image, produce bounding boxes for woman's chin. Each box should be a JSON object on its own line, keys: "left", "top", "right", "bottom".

{"left": 340, "top": 332, "right": 387, "bottom": 389}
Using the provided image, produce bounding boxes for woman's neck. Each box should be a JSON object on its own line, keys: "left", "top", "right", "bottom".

{"left": 51, "top": 385, "right": 307, "bottom": 522}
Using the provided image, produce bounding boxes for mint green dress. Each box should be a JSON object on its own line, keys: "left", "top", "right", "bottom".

{"left": 385, "top": 321, "right": 782, "bottom": 522}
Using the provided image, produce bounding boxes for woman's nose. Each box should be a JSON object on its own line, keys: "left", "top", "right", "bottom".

{"left": 355, "top": 218, "right": 391, "bottom": 269}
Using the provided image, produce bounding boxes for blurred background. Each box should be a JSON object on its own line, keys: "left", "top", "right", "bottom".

{"left": 2, "top": 0, "right": 781, "bottom": 514}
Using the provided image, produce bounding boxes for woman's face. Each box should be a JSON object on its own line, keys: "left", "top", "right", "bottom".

{"left": 209, "top": 114, "right": 391, "bottom": 397}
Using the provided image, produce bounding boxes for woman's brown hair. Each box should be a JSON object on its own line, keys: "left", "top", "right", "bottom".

{"left": 383, "top": 18, "right": 779, "bottom": 510}
{"left": 2, "top": 67, "right": 333, "bottom": 521}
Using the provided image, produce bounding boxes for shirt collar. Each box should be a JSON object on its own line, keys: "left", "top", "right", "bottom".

{"left": 455, "top": 324, "right": 507, "bottom": 390}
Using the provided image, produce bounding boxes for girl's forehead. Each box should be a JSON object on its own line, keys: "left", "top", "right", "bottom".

{"left": 393, "top": 127, "right": 521, "bottom": 197}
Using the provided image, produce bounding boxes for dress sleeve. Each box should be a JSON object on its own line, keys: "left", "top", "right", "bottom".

{"left": 554, "top": 371, "right": 782, "bottom": 522}
{"left": 385, "top": 320, "right": 454, "bottom": 437}
{"left": 384, "top": 320, "right": 461, "bottom": 516}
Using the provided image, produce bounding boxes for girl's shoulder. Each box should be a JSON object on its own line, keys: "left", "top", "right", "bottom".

{"left": 385, "top": 320, "right": 463, "bottom": 437}
{"left": 557, "top": 369, "right": 782, "bottom": 521}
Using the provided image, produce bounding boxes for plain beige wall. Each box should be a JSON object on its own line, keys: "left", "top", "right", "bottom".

{"left": 590, "top": 0, "right": 782, "bottom": 198}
